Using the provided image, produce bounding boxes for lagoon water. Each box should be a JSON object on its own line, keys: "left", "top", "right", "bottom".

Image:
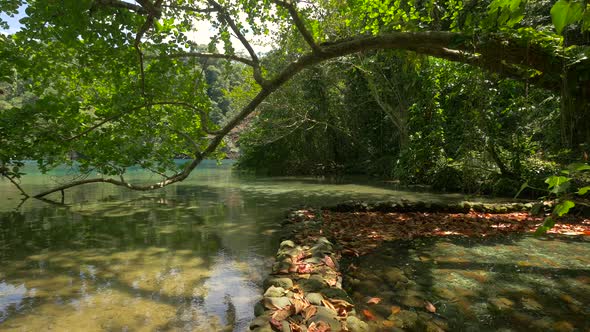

{"left": 0, "top": 160, "right": 463, "bottom": 331}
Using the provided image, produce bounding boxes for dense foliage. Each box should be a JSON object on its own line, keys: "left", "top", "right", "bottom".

{"left": 0, "top": 0, "right": 589, "bottom": 198}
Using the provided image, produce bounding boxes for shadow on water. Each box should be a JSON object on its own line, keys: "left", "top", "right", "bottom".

{"left": 345, "top": 233, "right": 590, "bottom": 331}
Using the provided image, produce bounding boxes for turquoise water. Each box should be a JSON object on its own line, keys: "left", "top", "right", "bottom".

{"left": 0, "top": 160, "right": 464, "bottom": 331}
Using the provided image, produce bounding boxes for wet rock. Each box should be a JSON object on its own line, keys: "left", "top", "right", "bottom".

{"left": 488, "top": 297, "right": 514, "bottom": 312}
{"left": 388, "top": 310, "right": 418, "bottom": 329}
{"left": 299, "top": 275, "right": 326, "bottom": 293}
{"left": 279, "top": 240, "right": 296, "bottom": 249}
{"left": 308, "top": 306, "right": 341, "bottom": 331}
{"left": 383, "top": 267, "right": 409, "bottom": 285}
{"left": 346, "top": 316, "right": 369, "bottom": 332}
{"left": 305, "top": 292, "right": 324, "bottom": 305}
{"left": 433, "top": 287, "right": 456, "bottom": 300}
{"left": 264, "top": 286, "right": 286, "bottom": 298}
{"left": 263, "top": 296, "right": 291, "bottom": 309}
{"left": 281, "top": 320, "right": 291, "bottom": 332}
{"left": 254, "top": 301, "right": 266, "bottom": 317}
{"left": 553, "top": 321, "right": 575, "bottom": 332}
{"left": 521, "top": 297, "right": 542, "bottom": 311}
{"left": 423, "top": 320, "right": 445, "bottom": 332}
{"left": 264, "top": 277, "right": 293, "bottom": 290}
{"left": 356, "top": 280, "right": 379, "bottom": 295}
{"left": 373, "top": 304, "right": 393, "bottom": 318}
{"left": 320, "top": 287, "right": 351, "bottom": 301}
{"left": 250, "top": 314, "right": 272, "bottom": 330}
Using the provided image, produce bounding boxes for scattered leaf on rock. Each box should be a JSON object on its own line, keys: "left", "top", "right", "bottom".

{"left": 303, "top": 305, "right": 317, "bottom": 321}
{"left": 366, "top": 297, "right": 382, "bottom": 304}
{"left": 391, "top": 305, "right": 401, "bottom": 315}
{"left": 425, "top": 301, "right": 436, "bottom": 313}
{"left": 362, "top": 309, "right": 376, "bottom": 320}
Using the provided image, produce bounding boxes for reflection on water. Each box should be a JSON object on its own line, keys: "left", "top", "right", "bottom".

{"left": 0, "top": 160, "right": 467, "bottom": 331}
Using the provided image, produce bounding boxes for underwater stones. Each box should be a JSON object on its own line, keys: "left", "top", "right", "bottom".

{"left": 521, "top": 297, "right": 542, "bottom": 311}
{"left": 264, "top": 277, "right": 293, "bottom": 290}
{"left": 553, "top": 321, "right": 575, "bottom": 332}
{"left": 346, "top": 316, "right": 369, "bottom": 332}
{"left": 383, "top": 267, "right": 409, "bottom": 285}
{"left": 356, "top": 280, "right": 379, "bottom": 295}
{"left": 388, "top": 310, "right": 418, "bottom": 329}
{"left": 263, "top": 286, "right": 286, "bottom": 298}
{"left": 488, "top": 297, "right": 514, "bottom": 312}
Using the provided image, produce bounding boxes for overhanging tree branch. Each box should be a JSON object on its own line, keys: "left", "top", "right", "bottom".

{"left": 274, "top": 0, "right": 322, "bottom": 54}
{"left": 92, "top": 0, "right": 148, "bottom": 14}
{"left": 165, "top": 52, "right": 255, "bottom": 67}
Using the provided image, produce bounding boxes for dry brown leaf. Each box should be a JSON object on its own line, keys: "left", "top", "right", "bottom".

{"left": 366, "top": 297, "right": 382, "bottom": 305}
{"left": 291, "top": 298, "right": 310, "bottom": 315}
{"left": 391, "top": 305, "right": 401, "bottom": 315}
{"left": 383, "top": 320, "right": 395, "bottom": 327}
{"left": 425, "top": 301, "right": 436, "bottom": 313}
{"left": 271, "top": 306, "right": 293, "bottom": 321}
{"left": 308, "top": 321, "right": 331, "bottom": 332}
{"left": 321, "top": 299, "right": 337, "bottom": 311}
{"left": 326, "top": 277, "right": 338, "bottom": 287}
{"left": 324, "top": 255, "right": 336, "bottom": 269}
{"left": 303, "top": 305, "right": 318, "bottom": 321}
{"left": 362, "top": 309, "right": 376, "bottom": 320}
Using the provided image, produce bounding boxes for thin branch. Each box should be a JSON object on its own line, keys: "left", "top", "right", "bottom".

{"left": 274, "top": 0, "right": 322, "bottom": 54}
{"left": 64, "top": 104, "right": 146, "bottom": 141}
{"left": 136, "top": 0, "right": 161, "bottom": 17}
{"left": 3, "top": 175, "right": 29, "bottom": 198}
{"left": 165, "top": 52, "right": 255, "bottom": 66}
{"left": 208, "top": 0, "right": 259, "bottom": 64}
{"left": 207, "top": 0, "right": 268, "bottom": 86}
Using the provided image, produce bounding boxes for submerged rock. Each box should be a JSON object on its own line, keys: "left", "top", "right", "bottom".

{"left": 346, "top": 316, "right": 369, "bottom": 332}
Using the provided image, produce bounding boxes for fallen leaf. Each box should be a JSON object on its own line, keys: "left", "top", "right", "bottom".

{"left": 308, "top": 321, "right": 331, "bottom": 332}
{"left": 271, "top": 306, "right": 293, "bottom": 321}
{"left": 321, "top": 299, "right": 337, "bottom": 311}
{"left": 290, "top": 298, "right": 310, "bottom": 315}
{"left": 303, "top": 305, "right": 317, "bottom": 321}
{"left": 425, "top": 301, "right": 436, "bottom": 313}
{"left": 324, "top": 255, "right": 336, "bottom": 269}
{"left": 383, "top": 320, "right": 395, "bottom": 327}
{"left": 362, "top": 309, "right": 376, "bottom": 320}
{"left": 366, "top": 297, "right": 382, "bottom": 305}
{"left": 391, "top": 305, "right": 401, "bottom": 315}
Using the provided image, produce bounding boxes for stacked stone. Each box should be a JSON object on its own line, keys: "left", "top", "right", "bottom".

{"left": 329, "top": 200, "right": 536, "bottom": 214}
{"left": 250, "top": 209, "right": 369, "bottom": 332}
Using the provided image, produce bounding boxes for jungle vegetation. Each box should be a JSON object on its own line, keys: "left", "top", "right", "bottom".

{"left": 1, "top": 0, "right": 589, "bottom": 199}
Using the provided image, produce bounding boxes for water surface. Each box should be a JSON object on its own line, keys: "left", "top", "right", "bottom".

{"left": 0, "top": 161, "right": 461, "bottom": 331}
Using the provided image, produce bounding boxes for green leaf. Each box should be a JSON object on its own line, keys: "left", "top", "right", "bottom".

{"left": 551, "top": 0, "right": 584, "bottom": 34}
{"left": 545, "top": 175, "right": 571, "bottom": 194}
{"left": 535, "top": 217, "right": 555, "bottom": 236}
{"left": 553, "top": 200, "right": 575, "bottom": 217}
{"left": 514, "top": 182, "right": 528, "bottom": 198}
{"left": 578, "top": 186, "right": 590, "bottom": 195}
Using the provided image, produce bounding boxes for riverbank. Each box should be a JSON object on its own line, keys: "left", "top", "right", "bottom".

{"left": 253, "top": 200, "right": 590, "bottom": 331}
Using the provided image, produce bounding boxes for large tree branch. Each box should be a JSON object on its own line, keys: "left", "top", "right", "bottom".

{"left": 274, "top": 0, "right": 322, "bottom": 54}
{"left": 33, "top": 31, "right": 567, "bottom": 199}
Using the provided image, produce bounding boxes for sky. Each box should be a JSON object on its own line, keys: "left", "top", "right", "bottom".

{"left": 0, "top": 5, "right": 25, "bottom": 35}
{"left": 0, "top": 3, "right": 274, "bottom": 54}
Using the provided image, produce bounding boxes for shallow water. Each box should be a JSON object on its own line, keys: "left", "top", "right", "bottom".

{"left": 0, "top": 160, "right": 465, "bottom": 331}
{"left": 347, "top": 234, "right": 590, "bottom": 332}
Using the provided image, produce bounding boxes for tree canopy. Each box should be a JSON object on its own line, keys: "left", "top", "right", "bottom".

{"left": 1, "top": 0, "right": 589, "bottom": 199}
